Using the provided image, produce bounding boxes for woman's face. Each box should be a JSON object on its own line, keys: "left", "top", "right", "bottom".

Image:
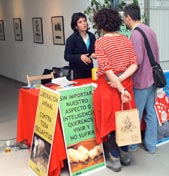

{"left": 76, "top": 17, "right": 88, "bottom": 32}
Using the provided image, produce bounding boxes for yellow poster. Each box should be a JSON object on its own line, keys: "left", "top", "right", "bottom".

{"left": 29, "top": 86, "right": 60, "bottom": 176}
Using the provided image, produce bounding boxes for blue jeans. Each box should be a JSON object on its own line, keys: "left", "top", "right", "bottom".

{"left": 129, "top": 86, "right": 157, "bottom": 152}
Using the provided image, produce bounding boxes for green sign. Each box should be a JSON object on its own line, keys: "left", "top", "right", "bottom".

{"left": 59, "top": 85, "right": 94, "bottom": 146}
{"left": 58, "top": 85, "right": 106, "bottom": 176}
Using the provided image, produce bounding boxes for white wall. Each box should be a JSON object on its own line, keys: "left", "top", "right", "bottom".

{"left": 149, "top": 0, "right": 169, "bottom": 70}
{"left": 0, "top": 0, "right": 168, "bottom": 83}
{"left": 0, "top": 0, "right": 90, "bottom": 83}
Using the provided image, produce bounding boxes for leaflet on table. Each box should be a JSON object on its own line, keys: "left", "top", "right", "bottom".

{"left": 51, "top": 76, "right": 78, "bottom": 87}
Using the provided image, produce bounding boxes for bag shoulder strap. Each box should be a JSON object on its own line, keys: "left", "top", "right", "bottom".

{"left": 134, "top": 27, "right": 157, "bottom": 66}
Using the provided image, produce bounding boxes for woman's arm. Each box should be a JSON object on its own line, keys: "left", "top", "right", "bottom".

{"left": 118, "top": 64, "right": 138, "bottom": 82}
{"left": 64, "top": 36, "right": 81, "bottom": 63}
{"left": 64, "top": 33, "right": 92, "bottom": 64}
{"left": 106, "top": 69, "right": 131, "bottom": 103}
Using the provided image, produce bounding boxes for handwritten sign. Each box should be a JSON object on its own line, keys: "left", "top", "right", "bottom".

{"left": 29, "top": 86, "right": 60, "bottom": 176}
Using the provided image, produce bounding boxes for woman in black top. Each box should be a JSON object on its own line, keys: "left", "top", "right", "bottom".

{"left": 64, "top": 12, "right": 96, "bottom": 79}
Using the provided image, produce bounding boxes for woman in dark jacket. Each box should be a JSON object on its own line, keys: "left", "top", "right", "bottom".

{"left": 64, "top": 12, "right": 96, "bottom": 79}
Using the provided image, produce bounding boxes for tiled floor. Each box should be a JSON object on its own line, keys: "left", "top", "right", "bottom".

{"left": 0, "top": 75, "right": 169, "bottom": 176}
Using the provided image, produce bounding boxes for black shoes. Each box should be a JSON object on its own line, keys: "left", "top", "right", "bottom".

{"left": 107, "top": 153, "right": 121, "bottom": 172}
{"left": 107, "top": 151, "right": 131, "bottom": 172}
{"left": 120, "top": 149, "right": 131, "bottom": 166}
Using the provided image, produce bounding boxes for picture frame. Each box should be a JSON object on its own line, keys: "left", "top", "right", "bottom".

{"left": 0, "top": 20, "right": 5, "bottom": 40}
{"left": 51, "top": 16, "right": 65, "bottom": 45}
{"left": 32, "top": 17, "right": 43, "bottom": 44}
{"left": 13, "top": 18, "right": 23, "bottom": 41}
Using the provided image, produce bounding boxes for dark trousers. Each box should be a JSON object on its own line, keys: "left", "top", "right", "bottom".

{"left": 104, "top": 131, "right": 128, "bottom": 158}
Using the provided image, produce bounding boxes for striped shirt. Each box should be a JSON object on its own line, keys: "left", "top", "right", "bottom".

{"left": 95, "top": 34, "right": 137, "bottom": 76}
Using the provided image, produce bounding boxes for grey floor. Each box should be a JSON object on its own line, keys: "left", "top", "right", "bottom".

{"left": 0, "top": 75, "right": 169, "bottom": 176}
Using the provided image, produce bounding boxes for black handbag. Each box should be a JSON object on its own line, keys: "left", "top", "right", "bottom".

{"left": 41, "top": 66, "right": 70, "bottom": 84}
{"left": 41, "top": 68, "right": 53, "bottom": 84}
{"left": 135, "top": 27, "right": 166, "bottom": 88}
{"left": 52, "top": 66, "right": 70, "bottom": 79}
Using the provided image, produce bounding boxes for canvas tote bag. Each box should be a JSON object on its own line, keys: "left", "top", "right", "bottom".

{"left": 115, "top": 103, "right": 142, "bottom": 146}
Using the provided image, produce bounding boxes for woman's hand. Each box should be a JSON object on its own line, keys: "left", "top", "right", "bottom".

{"left": 121, "top": 90, "right": 131, "bottom": 103}
{"left": 108, "top": 80, "right": 119, "bottom": 89}
{"left": 108, "top": 80, "right": 131, "bottom": 103}
{"left": 81, "top": 54, "right": 91, "bottom": 64}
{"left": 105, "top": 70, "right": 131, "bottom": 103}
{"left": 90, "top": 53, "right": 96, "bottom": 59}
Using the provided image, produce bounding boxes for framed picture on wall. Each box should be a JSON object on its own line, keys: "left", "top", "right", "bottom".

{"left": 51, "top": 16, "right": 65, "bottom": 45}
{"left": 32, "top": 17, "right": 43, "bottom": 44}
{"left": 13, "top": 18, "right": 23, "bottom": 41}
{"left": 0, "top": 20, "right": 5, "bottom": 40}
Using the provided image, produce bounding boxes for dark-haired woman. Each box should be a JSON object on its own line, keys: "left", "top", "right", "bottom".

{"left": 93, "top": 8, "right": 138, "bottom": 172}
{"left": 64, "top": 12, "right": 96, "bottom": 79}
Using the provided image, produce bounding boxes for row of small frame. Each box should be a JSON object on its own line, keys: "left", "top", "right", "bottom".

{"left": 0, "top": 16, "right": 65, "bottom": 45}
